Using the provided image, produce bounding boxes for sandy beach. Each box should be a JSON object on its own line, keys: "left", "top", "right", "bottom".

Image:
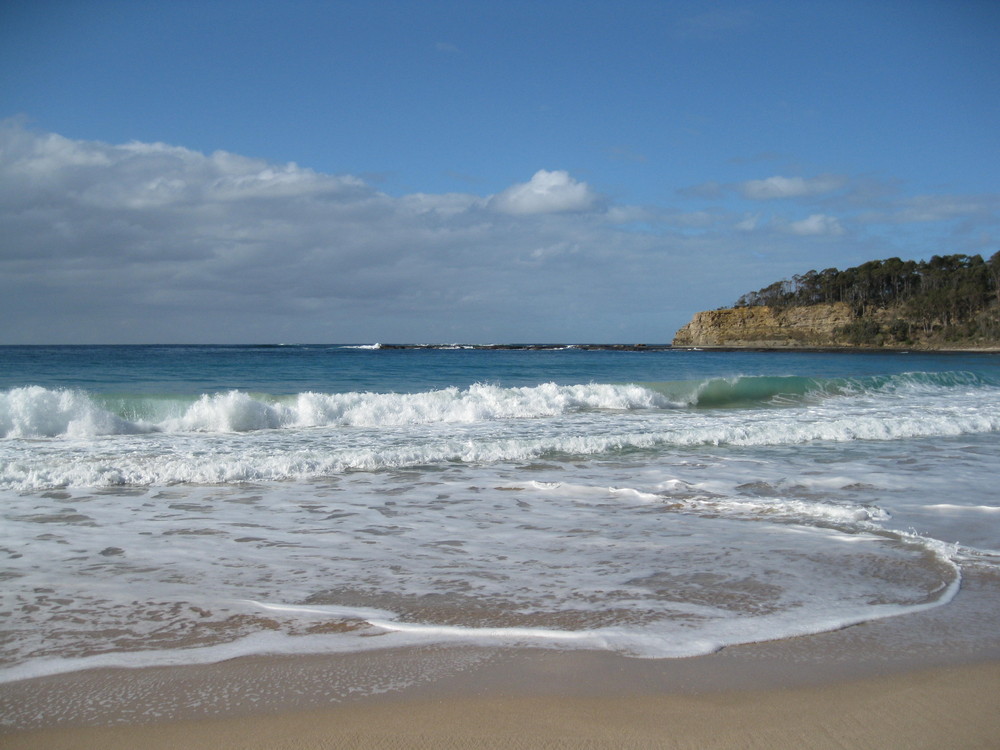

{"left": 5, "top": 661, "right": 1000, "bottom": 750}
{"left": 4, "top": 567, "right": 1000, "bottom": 749}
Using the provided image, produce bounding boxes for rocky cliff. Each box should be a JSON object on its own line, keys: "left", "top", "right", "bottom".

{"left": 672, "top": 303, "right": 856, "bottom": 348}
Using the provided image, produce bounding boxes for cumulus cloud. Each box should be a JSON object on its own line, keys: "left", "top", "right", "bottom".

{"left": 489, "top": 169, "right": 598, "bottom": 215}
{"left": 1, "top": 127, "right": 368, "bottom": 213}
{"left": 740, "top": 174, "right": 845, "bottom": 200}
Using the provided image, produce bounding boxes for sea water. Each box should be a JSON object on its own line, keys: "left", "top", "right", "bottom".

{"left": 1, "top": 345, "right": 999, "bottom": 684}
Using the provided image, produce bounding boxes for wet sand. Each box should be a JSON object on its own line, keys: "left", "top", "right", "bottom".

{"left": 4, "top": 568, "right": 1000, "bottom": 748}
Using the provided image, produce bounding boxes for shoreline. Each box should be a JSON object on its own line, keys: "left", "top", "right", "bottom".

{"left": 4, "top": 566, "right": 1000, "bottom": 747}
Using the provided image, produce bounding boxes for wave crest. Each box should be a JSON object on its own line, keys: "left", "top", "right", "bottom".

{"left": 0, "top": 386, "right": 150, "bottom": 438}
{"left": 2, "top": 371, "right": 995, "bottom": 440}
{"left": 1, "top": 383, "right": 673, "bottom": 438}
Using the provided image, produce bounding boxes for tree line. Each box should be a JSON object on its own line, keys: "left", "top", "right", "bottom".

{"left": 734, "top": 253, "right": 1000, "bottom": 345}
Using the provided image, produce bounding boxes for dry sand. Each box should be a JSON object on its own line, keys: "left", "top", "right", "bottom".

{"left": 4, "top": 661, "right": 999, "bottom": 749}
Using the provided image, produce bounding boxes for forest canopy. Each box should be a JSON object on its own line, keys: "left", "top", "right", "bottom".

{"left": 734, "top": 253, "right": 1000, "bottom": 346}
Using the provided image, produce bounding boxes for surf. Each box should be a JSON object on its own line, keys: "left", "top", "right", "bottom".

{"left": 3, "top": 371, "right": 996, "bottom": 440}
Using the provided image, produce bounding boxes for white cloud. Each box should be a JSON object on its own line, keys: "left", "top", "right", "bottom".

{"left": 489, "top": 169, "right": 597, "bottom": 215}
{"left": 3, "top": 122, "right": 992, "bottom": 344}
{"left": 787, "top": 214, "right": 845, "bottom": 236}
{"left": 1, "top": 124, "right": 688, "bottom": 343}
{"left": 740, "top": 174, "right": 844, "bottom": 200}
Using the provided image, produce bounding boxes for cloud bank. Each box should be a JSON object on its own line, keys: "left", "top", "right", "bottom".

{"left": 1, "top": 122, "right": 995, "bottom": 343}
{"left": 0, "top": 124, "right": 657, "bottom": 342}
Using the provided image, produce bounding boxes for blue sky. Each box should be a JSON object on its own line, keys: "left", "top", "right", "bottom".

{"left": 1, "top": 0, "right": 998, "bottom": 343}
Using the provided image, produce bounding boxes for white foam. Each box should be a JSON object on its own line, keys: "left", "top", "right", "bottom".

{"left": 681, "top": 495, "right": 892, "bottom": 524}
{"left": 0, "top": 386, "right": 152, "bottom": 438}
{"left": 0, "top": 629, "right": 434, "bottom": 685}
{"left": 927, "top": 504, "right": 1000, "bottom": 513}
{"left": 1, "top": 383, "right": 676, "bottom": 439}
{"left": 249, "top": 601, "right": 398, "bottom": 621}
{"left": 3, "top": 392, "right": 1000, "bottom": 491}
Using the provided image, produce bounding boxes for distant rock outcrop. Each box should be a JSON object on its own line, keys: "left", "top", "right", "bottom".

{"left": 672, "top": 303, "right": 855, "bottom": 348}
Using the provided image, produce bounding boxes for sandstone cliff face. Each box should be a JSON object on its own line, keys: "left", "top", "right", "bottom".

{"left": 672, "top": 303, "right": 855, "bottom": 348}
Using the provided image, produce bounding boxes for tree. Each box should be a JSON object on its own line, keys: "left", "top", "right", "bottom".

{"left": 732, "top": 253, "right": 1000, "bottom": 344}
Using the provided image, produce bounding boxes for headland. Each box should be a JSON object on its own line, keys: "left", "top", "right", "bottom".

{"left": 674, "top": 254, "right": 1000, "bottom": 351}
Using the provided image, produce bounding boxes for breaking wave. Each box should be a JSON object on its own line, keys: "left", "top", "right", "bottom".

{"left": 1, "top": 371, "right": 996, "bottom": 439}
{"left": 0, "top": 383, "right": 671, "bottom": 438}
{"left": 1, "top": 369, "right": 999, "bottom": 490}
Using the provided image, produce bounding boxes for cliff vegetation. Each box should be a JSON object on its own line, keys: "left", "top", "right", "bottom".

{"left": 674, "top": 253, "right": 1000, "bottom": 349}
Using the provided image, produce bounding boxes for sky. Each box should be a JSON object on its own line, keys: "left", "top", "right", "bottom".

{"left": 1, "top": 0, "right": 998, "bottom": 344}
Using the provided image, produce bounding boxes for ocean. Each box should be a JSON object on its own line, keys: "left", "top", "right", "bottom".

{"left": 2, "top": 344, "right": 999, "bottom": 686}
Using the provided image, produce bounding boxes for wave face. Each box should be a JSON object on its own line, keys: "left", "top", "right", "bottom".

{"left": 2, "top": 348, "right": 1000, "bottom": 696}
{"left": 655, "top": 370, "right": 996, "bottom": 408}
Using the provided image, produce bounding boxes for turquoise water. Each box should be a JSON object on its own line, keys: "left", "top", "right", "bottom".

{"left": 2, "top": 344, "right": 996, "bottom": 394}
{"left": 2, "top": 345, "right": 999, "bottom": 689}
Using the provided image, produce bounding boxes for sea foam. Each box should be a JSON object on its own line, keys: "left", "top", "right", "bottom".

{"left": 1, "top": 382, "right": 677, "bottom": 439}
{"left": 0, "top": 386, "right": 151, "bottom": 438}
{"left": 3, "top": 372, "right": 996, "bottom": 439}
{"left": 2, "top": 376, "right": 999, "bottom": 491}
